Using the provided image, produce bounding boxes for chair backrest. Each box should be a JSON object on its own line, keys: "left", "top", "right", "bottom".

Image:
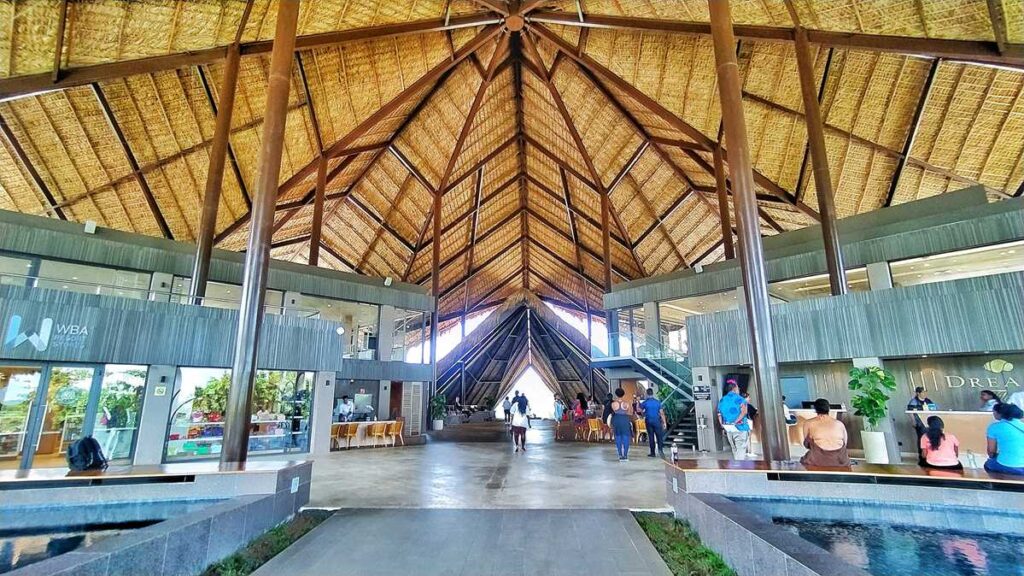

{"left": 587, "top": 418, "right": 601, "bottom": 431}
{"left": 636, "top": 420, "right": 647, "bottom": 433}
{"left": 370, "top": 422, "right": 387, "bottom": 435}
{"left": 384, "top": 421, "right": 398, "bottom": 435}
{"left": 331, "top": 423, "right": 343, "bottom": 439}
{"left": 343, "top": 423, "right": 360, "bottom": 437}
{"left": 394, "top": 419, "right": 404, "bottom": 437}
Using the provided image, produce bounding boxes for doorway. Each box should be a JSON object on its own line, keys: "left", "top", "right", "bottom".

{"left": 0, "top": 363, "right": 147, "bottom": 470}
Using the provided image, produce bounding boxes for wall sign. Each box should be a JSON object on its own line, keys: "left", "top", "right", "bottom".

{"left": 693, "top": 384, "right": 712, "bottom": 401}
{"left": 4, "top": 314, "right": 90, "bottom": 352}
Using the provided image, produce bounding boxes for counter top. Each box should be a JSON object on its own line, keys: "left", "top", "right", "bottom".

{"left": 903, "top": 410, "right": 994, "bottom": 415}
{"left": 665, "top": 459, "right": 1024, "bottom": 485}
{"left": 0, "top": 459, "right": 309, "bottom": 483}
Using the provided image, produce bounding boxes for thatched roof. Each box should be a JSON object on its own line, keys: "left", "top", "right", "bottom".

{"left": 1, "top": 1, "right": 1022, "bottom": 323}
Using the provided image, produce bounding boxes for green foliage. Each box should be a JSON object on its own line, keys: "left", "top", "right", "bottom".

{"left": 203, "top": 510, "right": 330, "bottom": 576}
{"left": 429, "top": 394, "right": 447, "bottom": 420}
{"left": 633, "top": 512, "right": 736, "bottom": 576}
{"left": 192, "top": 372, "right": 283, "bottom": 415}
{"left": 46, "top": 368, "right": 93, "bottom": 429}
{"left": 848, "top": 366, "right": 897, "bottom": 430}
{"left": 655, "top": 386, "right": 681, "bottom": 425}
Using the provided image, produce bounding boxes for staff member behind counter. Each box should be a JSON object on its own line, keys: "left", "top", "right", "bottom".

{"left": 907, "top": 387, "right": 937, "bottom": 460}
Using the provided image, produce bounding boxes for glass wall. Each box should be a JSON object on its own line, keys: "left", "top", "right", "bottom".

{"left": 0, "top": 251, "right": 152, "bottom": 298}
{"left": 393, "top": 308, "right": 428, "bottom": 363}
{"left": 658, "top": 291, "right": 740, "bottom": 356}
{"left": 768, "top": 267, "right": 869, "bottom": 301}
{"left": 891, "top": 240, "right": 1023, "bottom": 288}
{"left": 0, "top": 254, "right": 33, "bottom": 286}
{"left": 172, "top": 277, "right": 284, "bottom": 314}
{"left": 165, "top": 368, "right": 313, "bottom": 461}
{"left": 290, "top": 294, "right": 379, "bottom": 359}
{"left": 92, "top": 365, "right": 147, "bottom": 462}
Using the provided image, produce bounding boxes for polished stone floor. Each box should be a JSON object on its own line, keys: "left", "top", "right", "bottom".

{"left": 301, "top": 421, "right": 671, "bottom": 510}
{"left": 253, "top": 508, "right": 672, "bottom": 576}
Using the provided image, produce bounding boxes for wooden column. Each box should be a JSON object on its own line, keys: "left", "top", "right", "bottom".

{"left": 794, "top": 27, "right": 847, "bottom": 295}
{"left": 430, "top": 178, "right": 442, "bottom": 398}
{"left": 308, "top": 156, "right": 327, "bottom": 265}
{"left": 190, "top": 42, "right": 242, "bottom": 304}
{"left": 713, "top": 145, "right": 735, "bottom": 260}
{"left": 708, "top": 0, "right": 788, "bottom": 462}
{"left": 221, "top": 0, "right": 300, "bottom": 466}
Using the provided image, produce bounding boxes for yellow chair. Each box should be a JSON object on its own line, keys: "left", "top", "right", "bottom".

{"left": 330, "top": 423, "right": 344, "bottom": 450}
{"left": 340, "top": 422, "right": 359, "bottom": 449}
{"left": 634, "top": 419, "right": 647, "bottom": 444}
{"left": 586, "top": 418, "right": 603, "bottom": 442}
{"left": 369, "top": 422, "right": 388, "bottom": 447}
{"left": 392, "top": 419, "right": 405, "bottom": 446}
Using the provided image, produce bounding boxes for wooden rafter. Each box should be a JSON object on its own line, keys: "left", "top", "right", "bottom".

{"left": 0, "top": 112, "right": 66, "bottom": 220}
{"left": 196, "top": 64, "right": 251, "bottom": 209}
{"left": 885, "top": 58, "right": 940, "bottom": 206}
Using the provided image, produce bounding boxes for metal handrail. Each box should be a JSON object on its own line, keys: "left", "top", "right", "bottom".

{"left": 0, "top": 272, "right": 321, "bottom": 317}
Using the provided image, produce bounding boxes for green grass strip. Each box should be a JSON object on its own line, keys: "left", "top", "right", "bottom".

{"left": 203, "top": 509, "right": 332, "bottom": 576}
{"left": 633, "top": 512, "right": 736, "bottom": 576}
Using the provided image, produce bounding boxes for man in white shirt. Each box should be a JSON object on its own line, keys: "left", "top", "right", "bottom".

{"left": 1008, "top": 390, "right": 1024, "bottom": 410}
{"left": 338, "top": 395, "right": 355, "bottom": 422}
{"left": 502, "top": 397, "right": 513, "bottom": 424}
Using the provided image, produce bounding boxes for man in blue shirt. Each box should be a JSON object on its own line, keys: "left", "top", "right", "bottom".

{"left": 717, "top": 381, "right": 750, "bottom": 460}
{"left": 640, "top": 388, "right": 667, "bottom": 458}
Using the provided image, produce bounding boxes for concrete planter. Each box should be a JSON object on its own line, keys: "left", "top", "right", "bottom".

{"left": 861, "top": 430, "right": 889, "bottom": 464}
{"left": 433, "top": 419, "right": 444, "bottom": 431}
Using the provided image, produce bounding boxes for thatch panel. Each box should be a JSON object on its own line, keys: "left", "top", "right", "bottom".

{"left": 742, "top": 99, "right": 805, "bottom": 195}
{"left": 351, "top": 151, "right": 408, "bottom": 220}
{"left": 566, "top": 172, "right": 601, "bottom": 222}
{"left": 909, "top": 62, "right": 1024, "bottom": 195}
{"left": 473, "top": 214, "right": 520, "bottom": 267}
{"left": 440, "top": 217, "right": 472, "bottom": 264}
{"left": 661, "top": 194, "right": 718, "bottom": 261}
{"left": 217, "top": 220, "right": 250, "bottom": 252}
{"left": 406, "top": 248, "right": 432, "bottom": 285}
{"left": 526, "top": 181, "right": 571, "bottom": 237}
{"left": 467, "top": 244, "right": 522, "bottom": 301}
{"left": 303, "top": 32, "right": 451, "bottom": 148}
{"left": 0, "top": 138, "right": 49, "bottom": 214}
{"left": 1006, "top": 0, "right": 1024, "bottom": 43}
{"left": 742, "top": 41, "right": 821, "bottom": 114}
{"left": 338, "top": 79, "right": 437, "bottom": 151}
{"left": 469, "top": 274, "right": 523, "bottom": 315}
{"left": 628, "top": 147, "right": 691, "bottom": 217}
{"left": 394, "top": 62, "right": 483, "bottom": 189}
{"left": 551, "top": 59, "right": 644, "bottom": 188}
{"left": 441, "top": 171, "right": 477, "bottom": 228}
{"left": 636, "top": 231, "right": 682, "bottom": 278}
{"left": 891, "top": 163, "right": 983, "bottom": 206}
{"left": 696, "top": 243, "right": 726, "bottom": 266}
{"left": 480, "top": 143, "right": 519, "bottom": 191}
{"left": 803, "top": 131, "right": 899, "bottom": 217}
{"left": 452, "top": 66, "right": 516, "bottom": 181}
{"left": 241, "top": 0, "right": 448, "bottom": 41}
{"left": 393, "top": 180, "right": 433, "bottom": 241}
{"left": 270, "top": 242, "right": 305, "bottom": 264}
{"left": 524, "top": 146, "right": 561, "bottom": 193}
{"left": 521, "top": 70, "right": 589, "bottom": 176}
{"left": 550, "top": 0, "right": 787, "bottom": 23}
{"left": 656, "top": 146, "right": 713, "bottom": 188}
{"left": 274, "top": 203, "right": 315, "bottom": 242}
{"left": 580, "top": 250, "right": 605, "bottom": 288}
{"left": 527, "top": 213, "right": 577, "bottom": 267}
{"left": 0, "top": 0, "right": 59, "bottom": 77}
{"left": 321, "top": 200, "right": 376, "bottom": 266}
{"left": 609, "top": 241, "right": 639, "bottom": 282}
{"left": 475, "top": 184, "right": 519, "bottom": 235}
{"left": 583, "top": 29, "right": 720, "bottom": 140}
{"left": 438, "top": 283, "right": 467, "bottom": 318}
{"left": 316, "top": 240, "right": 355, "bottom": 273}
{"left": 369, "top": 228, "right": 415, "bottom": 277}
{"left": 792, "top": 0, "right": 993, "bottom": 42}
{"left": 608, "top": 174, "right": 650, "bottom": 240}
{"left": 574, "top": 218, "right": 603, "bottom": 264}
{"left": 529, "top": 243, "right": 580, "bottom": 301}
{"left": 439, "top": 252, "right": 468, "bottom": 293}
{"left": 760, "top": 204, "right": 808, "bottom": 232}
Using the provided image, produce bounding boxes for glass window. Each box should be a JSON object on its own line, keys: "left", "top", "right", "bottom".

{"left": 392, "top": 308, "right": 427, "bottom": 363}
{"left": 92, "top": 365, "right": 147, "bottom": 462}
{"left": 34, "top": 259, "right": 151, "bottom": 299}
{"left": 768, "top": 267, "right": 869, "bottom": 302}
{"left": 171, "top": 277, "right": 284, "bottom": 315}
{"left": 658, "top": 291, "right": 741, "bottom": 356}
{"left": 891, "top": 241, "right": 1024, "bottom": 288}
{"left": 0, "top": 254, "right": 34, "bottom": 286}
{"left": 164, "top": 368, "right": 313, "bottom": 462}
{"left": 291, "top": 294, "right": 379, "bottom": 359}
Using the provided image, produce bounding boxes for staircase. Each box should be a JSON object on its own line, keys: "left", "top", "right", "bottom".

{"left": 665, "top": 407, "right": 698, "bottom": 450}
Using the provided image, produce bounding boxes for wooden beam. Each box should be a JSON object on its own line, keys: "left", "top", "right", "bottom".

{"left": 885, "top": 58, "right": 940, "bottom": 206}
{"left": 92, "top": 83, "right": 173, "bottom": 239}
{"left": 713, "top": 146, "right": 735, "bottom": 260}
{"left": 986, "top": 0, "right": 1010, "bottom": 55}
{"left": 463, "top": 167, "right": 485, "bottom": 320}
{"left": 308, "top": 157, "right": 327, "bottom": 265}
{"left": 440, "top": 134, "right": 516, "bottom": 194}
{"left": 390, "top": 145, "right": 437, "bottom": 194}
{"left": 51, "top": 0, "right": 68, "bottom": 83}
{"left": 0, "top": 14, "right": 503, "bottom": 100}
{"left": 521, "top": 134, "right": 598, "bottom": 190}
{"left": 527, "top": 11, "right": 1024, "bottom": 68}
{"left": 471, "top": 0, "right": 509, "bottom": 16}
{"left": 0, "top": 112, "right": 66, "bottom": 219}
{"left": 197, "top": 64, "right": 251, "bottom": 209}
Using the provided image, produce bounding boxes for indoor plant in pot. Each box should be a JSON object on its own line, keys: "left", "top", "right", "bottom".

{"left": 848, "top": 365, "right": 897, "bottom": 464}
{"left": 429, "top": 394, "right": 447, "bottom": 431}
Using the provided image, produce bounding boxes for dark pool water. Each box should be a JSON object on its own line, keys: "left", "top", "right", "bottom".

{"left": 777, "top": 519, "right": 1024, "bottom": 576}
{"left": 0, "top": 521, "right": 158, "bottom": 573}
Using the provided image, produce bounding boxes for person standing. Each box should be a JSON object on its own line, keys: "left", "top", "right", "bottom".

{"left": 607, "top": 388, "right": 634, "bottom": 461}
{"left": 510, "top": 402, "right": 529, "bottom": 453}
{"left": 502, "top": 396, "right": 513, "bottom": 424}
{"left": 907, "top": 386, "right": 935, "bottom": 462}
{"left": 980, "top": 390, "right": 999, "bottom": 412}
{"left": 717, "top": 382, "right": 750, "bottom": 460}
{"left": 554, "top": 395, "right": 565, "bottom": 422}
{"left": 640, "top": 388, "right": 667, "bottom": 458}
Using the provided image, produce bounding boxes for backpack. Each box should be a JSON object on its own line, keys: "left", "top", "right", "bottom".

{"left": 67, "top": 436, "right": 108, "bottom": 471}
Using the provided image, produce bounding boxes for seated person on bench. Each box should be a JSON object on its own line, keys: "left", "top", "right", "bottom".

{"left": 800, "top": 398, "right": 850, "bottom": 467}
{"left": 985, "top": 402, "right": 1024, "bottom": 476}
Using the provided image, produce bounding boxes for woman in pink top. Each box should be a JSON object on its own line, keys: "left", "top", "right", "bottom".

{"left": 920, "top": 416, "right": 963, "bottom": 470}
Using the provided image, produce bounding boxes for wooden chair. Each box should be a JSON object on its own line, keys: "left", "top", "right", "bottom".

{"left": 392, "top": 419, "right": 405, "bottom": 446}
{"left": 340, "top": 422, "right": 359, "bottom": 449}
{"left": 330, "top": 423, "right": 344, "bottom": 450}
{"left": 384, "top": 420, "right": 404, "bottom": 446}
{"left": 634, "top": 419, "right": 648, "bottom": 444}
{"left": 369, "top": 422, "right": 388, "bottom": 447}
{"left": 586, "top": 418, "right": 603, "bottom": 442}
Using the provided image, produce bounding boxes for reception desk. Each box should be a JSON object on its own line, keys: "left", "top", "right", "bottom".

{"left": 787, "top": 408, "right": 848, "bottom": 447}
{"left": 905, "top": 410, "right": 992, "bottom": 468}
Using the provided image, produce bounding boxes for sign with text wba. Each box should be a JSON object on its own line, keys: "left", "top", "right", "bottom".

{"left": 4, "top": 313, "right": 91, "bottom": 355}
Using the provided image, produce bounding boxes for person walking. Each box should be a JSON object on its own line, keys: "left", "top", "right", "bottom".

{"left": 717, "top": 381, "right": 750, "bottom": 460}
{"left": 554, "top": 395, "right": 566, "bottom": 422}
{"left": 640, "top": 388, "right": 667, "bottom": 458}
{"left": 510, "top": 402, "right": 529, "bottom": 453}
{"left": 607, "top": 388, "right": 634, "bottom": 461}
{"left": 502, "top": 396, "right": 513, "bottom": 424}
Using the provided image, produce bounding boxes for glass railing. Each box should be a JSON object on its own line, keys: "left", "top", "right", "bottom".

{"left": 0, "top": 273, "right": 320, "bottom": 318}
{"left": 606, "top": 331, "right": 693, "bottom": 393}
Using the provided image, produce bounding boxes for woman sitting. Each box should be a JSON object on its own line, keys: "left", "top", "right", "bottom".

{"left": 800, "top": 398, "right": 850, "bottom": 467}
{"left": 919, "top": 416, "right": 963, "bottom": 470}
{"left": 985, "top": 402, "right": 1024, "bottom": 476}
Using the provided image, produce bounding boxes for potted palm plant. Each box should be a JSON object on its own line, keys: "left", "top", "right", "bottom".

{"left": 848, "top": 366, "right": 897, "bottom": 464}
{"left": 429, "top": 394, "right": 447, "bottom": 431}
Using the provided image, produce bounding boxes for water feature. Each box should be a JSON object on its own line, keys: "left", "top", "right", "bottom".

{"left": 728, "top": 496, "right": 1024, "bottom": 576}
{"left": 0, "top": 521, "right": 156, "bottom": 573}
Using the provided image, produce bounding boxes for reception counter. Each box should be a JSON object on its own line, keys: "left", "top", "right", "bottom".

{"left": 905, "top": 410, "right": 992, "bottom": 468}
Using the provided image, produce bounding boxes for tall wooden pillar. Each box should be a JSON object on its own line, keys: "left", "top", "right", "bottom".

{"left": 708, "top": 0, "right": 789, "bottom": 462}
{"left": 430, "top": 182, "right": 442, "bottom": 399}
{"left": 221, "top": 0, "right": 300, "bottom": 466}
{"left": 713, "top": 145, "right": 735, "bottom": 260}
{"left": 190, "top": 43, "right": 241, "bottom": 304}
{"left": 794, "top": 27, "right": 847, "bottom": 295}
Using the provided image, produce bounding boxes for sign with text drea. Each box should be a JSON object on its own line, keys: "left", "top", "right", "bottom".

{"left": 3, "top": 313, "right": 92, "bottom": 355}
{"left": 892, "top": 354, "right": 1024, "bottom": 393}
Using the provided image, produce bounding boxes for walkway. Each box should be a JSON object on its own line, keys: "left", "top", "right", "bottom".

{"left": 253, "top": 508, "right": 672, "bottom": 576}
{"left": 303, "top": 421, "right": 669, "bottom": 510}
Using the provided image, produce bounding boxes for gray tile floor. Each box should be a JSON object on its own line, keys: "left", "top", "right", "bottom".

{"left": 253, "top": 508, "right": 672, "bottom": 576}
